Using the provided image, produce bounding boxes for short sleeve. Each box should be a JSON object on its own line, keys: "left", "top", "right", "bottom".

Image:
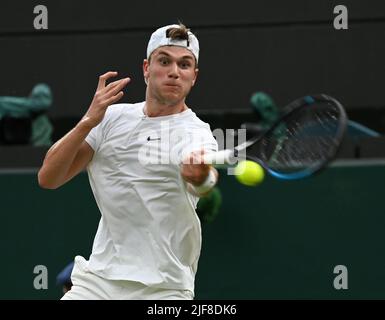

{"left": 85, "top": 123, "right": 102, "bottom": 151}
{"left": 84, "top": 104, "right": 124, "bottom": 152}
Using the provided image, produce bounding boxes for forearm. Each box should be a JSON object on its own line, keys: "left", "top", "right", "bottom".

{"left": 38, "top": 119, "right": 93, "bottom": 188}
{"left": 38, "top": 72, "right": 129, "bottom": 189}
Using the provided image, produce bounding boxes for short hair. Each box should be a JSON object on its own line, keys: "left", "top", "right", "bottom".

{"left": 166, "top": 24, "right": 190, "bottom": 43}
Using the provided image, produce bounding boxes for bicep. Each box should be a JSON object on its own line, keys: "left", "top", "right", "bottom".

{"left": 63, "top": 141, "right": 94, "bottom": 184}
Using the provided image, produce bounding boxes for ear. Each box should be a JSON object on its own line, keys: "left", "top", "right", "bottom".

{"left": 143, "top": 59, "right": 150, "bottom": 83}
{"left": 191, "top": 68, "right": 199, "bottom": 87}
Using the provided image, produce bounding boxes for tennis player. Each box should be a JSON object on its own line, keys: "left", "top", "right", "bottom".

{"left": 38, "top": 23, "right": 218, "bottom": 300}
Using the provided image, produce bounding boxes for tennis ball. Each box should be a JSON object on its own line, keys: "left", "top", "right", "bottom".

{"left": 234, "top": 160, "right": 265, "bottom": 186}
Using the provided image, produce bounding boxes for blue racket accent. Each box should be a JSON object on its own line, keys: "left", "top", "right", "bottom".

{"left": 267, "top": 168, "right": 314, "bottom": 180}
{"left": 304, "top": 96, "right": 315, "bottom": 104}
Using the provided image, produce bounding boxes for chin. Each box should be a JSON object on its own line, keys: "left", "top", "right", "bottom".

{"left": 161, "top": 94, "right": 183, "bottom": 105}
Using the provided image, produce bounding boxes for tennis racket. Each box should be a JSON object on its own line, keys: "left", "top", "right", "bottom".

{"left": 204, "top": 94, "right": 347, "bottom": 180}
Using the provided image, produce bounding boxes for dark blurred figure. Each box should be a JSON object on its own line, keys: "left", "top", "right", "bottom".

{"left": 240, "top": 92, "right": 280, "bottom": 140}
{"left": 196, "top": 186, "right": 222, "bottom": 225}
{"left": 249, "top": 91, "right": 279, "bottom": 128}
{"left": 56, "top": 261, "right": 74, "bottom": 294}
{"left": 0, "top": 84, "right": 53, "bottom": 146}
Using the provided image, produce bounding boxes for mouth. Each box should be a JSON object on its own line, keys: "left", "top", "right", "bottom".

{"left": 164, "top": 83, "right": 180, "bottom": 88}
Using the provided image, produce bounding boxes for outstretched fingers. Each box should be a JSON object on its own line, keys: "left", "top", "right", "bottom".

{"left": 97, "top": 71, "right": 118, "bottom": 91}
{"left": 102, "top": 78, "right": 130, "bottom": 104}
{"left": 105, "top": 77, "right": 130, "bottom": 95}
{"left": 105, "top": 91, "right": 125, "bottom": 105}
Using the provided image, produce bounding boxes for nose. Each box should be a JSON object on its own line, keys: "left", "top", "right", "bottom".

{"left": 168, "top": 62, "right": 179, "bottom": 79}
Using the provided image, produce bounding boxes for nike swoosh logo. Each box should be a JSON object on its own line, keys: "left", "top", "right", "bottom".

{"left": 147, "top": 136, "right": 161, "bottom": 141}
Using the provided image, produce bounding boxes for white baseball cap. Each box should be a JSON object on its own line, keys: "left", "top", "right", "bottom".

{"left": 146, "top": 24, "right": 200, "bottom": 63}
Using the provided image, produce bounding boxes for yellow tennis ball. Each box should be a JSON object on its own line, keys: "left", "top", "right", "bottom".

{"left": 234, "top": 160, "right": 265, "bottom": 186}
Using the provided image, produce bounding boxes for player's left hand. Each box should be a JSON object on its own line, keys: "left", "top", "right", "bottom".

{"left": 181, "top": 149, "right": 217, "bottom": 186}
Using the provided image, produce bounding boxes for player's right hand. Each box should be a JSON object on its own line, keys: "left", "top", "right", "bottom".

{"left": 81, "top": 71, "right": 130, "bottom": 129}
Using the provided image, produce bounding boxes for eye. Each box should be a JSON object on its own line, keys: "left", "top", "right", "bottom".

{"left": 180, "top": 61, "right": 192, "bottom": 69}
{"left": 159, "top": 57, "right": 169, "bottom": 65}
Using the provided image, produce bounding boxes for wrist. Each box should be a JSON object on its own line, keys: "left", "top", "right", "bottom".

{"left": 190, "top": 168, "right": 217, "bottom": 195}
{"left": 77, "top": 117, "right": 97, "bottom": 132}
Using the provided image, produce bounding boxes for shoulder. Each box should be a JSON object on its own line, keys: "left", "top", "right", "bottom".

{"left": 184, "top": 109, "right": 213, "bottom": 132}
{"left": 105, "top": 102, "right": 142, "bottom": 117}
{"left": 103, "top": 102, "right": 144, "bottom": 123}
{"left": 182, "top": 110, "right": 218, "bottom": 147}
{"left": 94, "top": 102, "right": 144, "bottom": 138}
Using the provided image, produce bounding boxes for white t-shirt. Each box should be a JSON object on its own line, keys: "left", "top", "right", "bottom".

{"left": 84, "top": 102, "right": 218, "bottom": 292}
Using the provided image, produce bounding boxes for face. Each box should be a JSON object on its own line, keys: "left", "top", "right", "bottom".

{"left": 143, "top": 46, "right": 198, "bottom": 106}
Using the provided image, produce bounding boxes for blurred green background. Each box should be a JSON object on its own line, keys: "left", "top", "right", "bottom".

{"left": 2, "top": 162, "right": 385, "bottom": 299}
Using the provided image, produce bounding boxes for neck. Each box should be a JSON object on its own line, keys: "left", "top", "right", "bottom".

{"left": 144, "top": 95, "right": 188, "bottom": 117}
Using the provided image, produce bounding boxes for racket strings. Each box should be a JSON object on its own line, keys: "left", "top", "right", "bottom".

{"left": 257, "top": 102, "right": 343, "bottom": 173}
